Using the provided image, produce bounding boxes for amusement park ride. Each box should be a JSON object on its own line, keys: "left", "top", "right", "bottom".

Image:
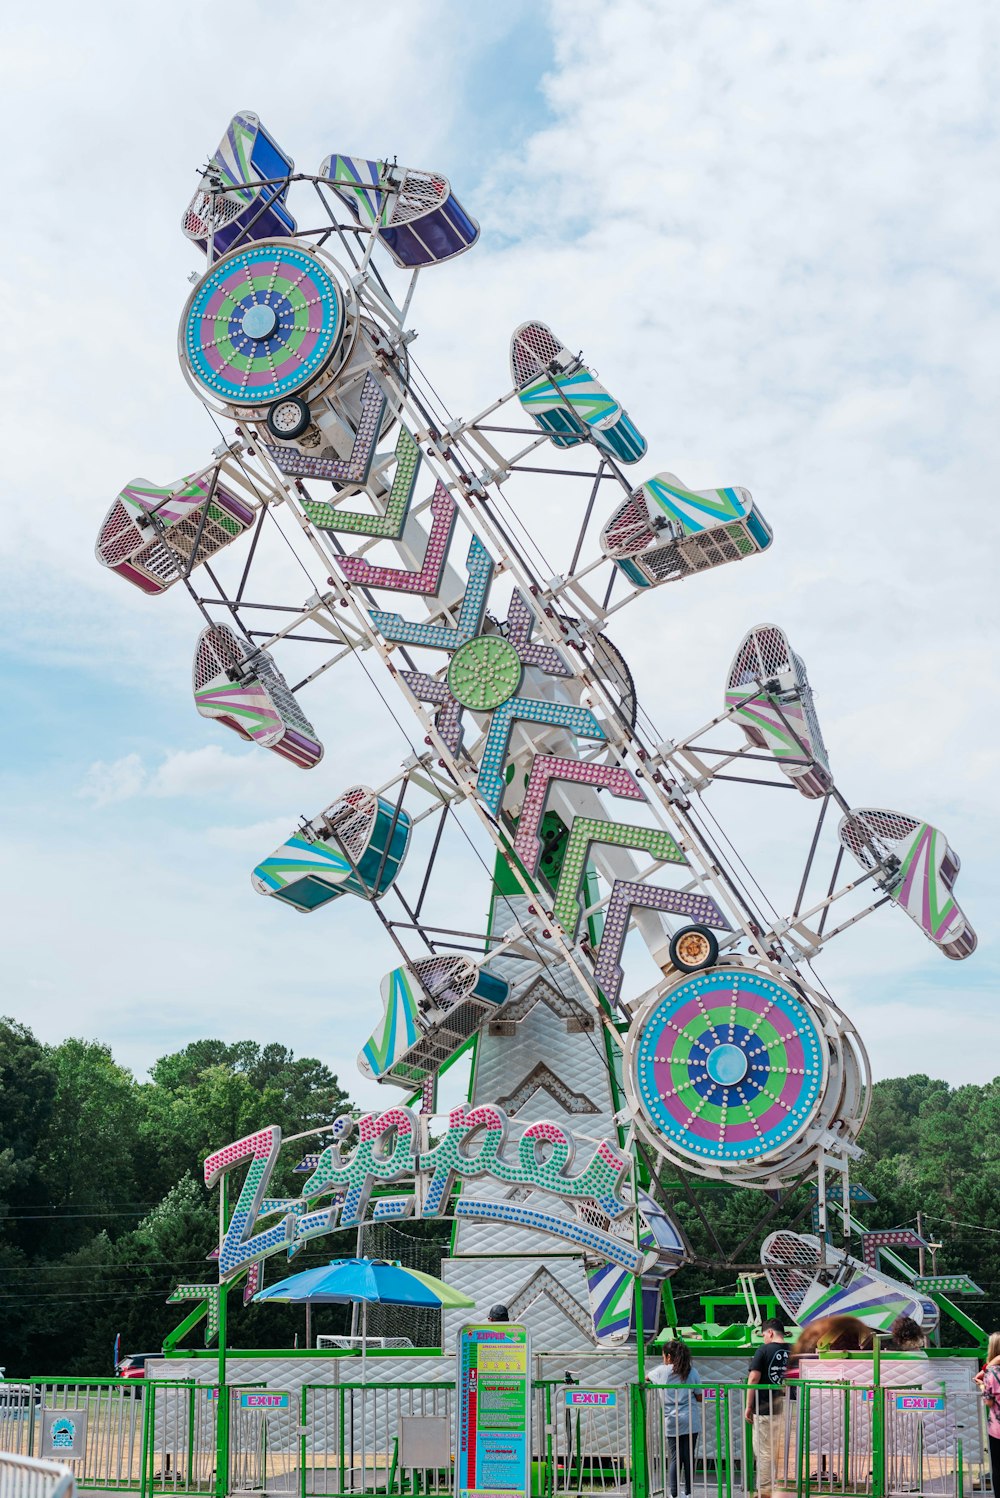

{"left": 97, "top": 112, "right": 980, "bottom": 1355}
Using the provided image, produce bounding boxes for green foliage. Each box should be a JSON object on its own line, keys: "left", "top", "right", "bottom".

{"left": 0, "top": 1019, "right": 58, "bottom": 1253}
{"left": 138, "top": 1040, "right": 352, "bottom": 1199}
{"left": 0, "top": 1021, "right": 355, "bottom": 1375}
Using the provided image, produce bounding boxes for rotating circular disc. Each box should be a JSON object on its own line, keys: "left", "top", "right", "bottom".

{"left": 627, "top": 967, "right": 826, "bottom": 1167}
{"left": 180, "top": 240, "right": 346, "bottom": 408}
{"left": 448, "top": 635, "right": 523, "bottom": 711}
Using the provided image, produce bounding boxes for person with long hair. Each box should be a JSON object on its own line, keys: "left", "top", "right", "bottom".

{"left": 649, "top": 1339, "right": 703, "bottom": 1498}
{"left": 976, "top": 1331, "right": 1000, "bottom": 1493}
{"left": 884, "top": 1315, "right": 925, "bottom": 1352}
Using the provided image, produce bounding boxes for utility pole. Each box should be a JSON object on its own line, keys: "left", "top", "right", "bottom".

{"left": 917, "top": 1211, "right": 926, "bottom": 1276}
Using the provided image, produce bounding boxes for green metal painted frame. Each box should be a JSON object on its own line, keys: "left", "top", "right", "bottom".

{"left": 10, "top": 1370, "right": 977, "bottom": 1498}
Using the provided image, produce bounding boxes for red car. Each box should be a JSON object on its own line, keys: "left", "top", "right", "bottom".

{"left": 117, "top": 1353, "right": 158, "bottom": 1380}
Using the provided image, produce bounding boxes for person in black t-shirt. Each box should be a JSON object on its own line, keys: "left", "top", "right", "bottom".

{"left": 745, "top": 1318, "right": 789, "bottom": 1497}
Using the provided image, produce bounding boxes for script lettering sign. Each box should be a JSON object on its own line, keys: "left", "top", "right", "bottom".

{"left": 202, "top": 1105, "right": 644, "bottom": 1281}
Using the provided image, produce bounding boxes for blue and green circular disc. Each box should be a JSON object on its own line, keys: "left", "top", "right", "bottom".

{"left": 181, "top": 240, "right": 345, "bottom": 407}
{"left": 630, "top": 969, "right": 825, "bottom": 1165}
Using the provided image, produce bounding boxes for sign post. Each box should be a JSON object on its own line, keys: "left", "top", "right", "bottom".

{"left": 456, "top": 1323, "right": 531, "bottom": 1498}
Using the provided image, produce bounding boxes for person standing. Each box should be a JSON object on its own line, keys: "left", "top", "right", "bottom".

{"left": 745, "top": 1318, "right": 789, "bottom": 1498}
{"left": 976, "top": 1331, "right": 1000, "bottom": 1494}
{"left": 649, "top": 1340, "right": 702, "bottom": 1498}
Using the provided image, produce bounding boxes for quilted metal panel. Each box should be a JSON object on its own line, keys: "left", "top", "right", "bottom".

{"left": 452, "top": 896, "right": 619, "bottom": 1263}
{"left": 443, "top": 1257, "right": 597, "bottom": 1351}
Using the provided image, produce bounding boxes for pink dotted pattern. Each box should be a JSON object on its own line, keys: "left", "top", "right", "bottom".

{"left": 862, "top": 1228, "right": 927, "bottom": 1269}
{"left": 513, "top": 755, "right": 643, "bottom": 876}
{"left": 357, "top": 1107, "right": 414, "bottom": 1143}
{"left": 337, "top": 481, "right": 456, "bottom": 594}
{"left": 204, "top": 1126, "right": 280, "bottom": 1188}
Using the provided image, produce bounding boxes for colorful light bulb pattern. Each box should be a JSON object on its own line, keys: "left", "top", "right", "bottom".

{"left": 336, "top": 481, "right": 457, "bottom": 594}
{"left": 267, "top": 369, "right": 385, "bottom": 487}
{"left": 630, "top": 970, "right": 825, "bottom": 1165}
{"left": 372, "top": 535, "right": 493, "bottom": 649}
{"left": 594, "top": 879, "right": 730, "bottom": 1008}
{"left": 190, "top": 1104, "right": 647, "bottom": 1272}
{"left": 552, "top": 818, "right": 687, "bottom": 937}
{"left": 914, "top": 1274, "right": 983, "bottom": 1295}
{"left": 135, "top": 125, "right": 966, "bottom": 1330}
{"left": 860, "top": 1228, "right": 928, "bottom": 1270}
{"left": 380, "top": 535, "right": 570, "bottom": 752}
{"left": 512, "top": 756, "right": 645, "bottom": 876}
{"left": 181, "top": 241, "right": 345, "bottom": 407}
{"left": 168, "top": 1282, "right": 222, "bottom": 1345}
{"left": 477, "top": 698, "right": 606, "bottom": 815}
{"left": 448, "top": 635, "right": 524, "bottom": 711}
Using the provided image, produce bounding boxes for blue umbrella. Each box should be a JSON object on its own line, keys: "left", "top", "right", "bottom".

{"left": 253, "top": 1258, "right": 474, "bottom": 1377}
{"left": 253, "top": 1257, "right": 475, "bottom": 1308}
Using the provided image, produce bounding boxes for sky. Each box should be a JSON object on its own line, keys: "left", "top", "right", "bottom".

{"left": 0, "top": 0, "right": 997, "bottom": 1104}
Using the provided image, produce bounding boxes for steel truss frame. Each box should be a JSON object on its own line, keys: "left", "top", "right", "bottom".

{"left": 150, "top": 166, "right": 916, "bottom": 1218}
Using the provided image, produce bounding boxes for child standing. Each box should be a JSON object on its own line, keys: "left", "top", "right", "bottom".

{"left": 649, "top": 1340, "right": 703, "bottom": 1498}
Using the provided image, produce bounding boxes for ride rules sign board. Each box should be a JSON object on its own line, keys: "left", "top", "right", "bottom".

{"left": 456, "top": 1323, "right": 531, "bottom": 1498}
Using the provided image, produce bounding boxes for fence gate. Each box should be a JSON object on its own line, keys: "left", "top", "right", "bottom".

{"left": 147, "top": 1381, "right": 216, "bottom": 1494}
{"left": 303, "top": 1382, "right": 455, "bottom": 1497}
{"left": 230, "top": 1389, "right": 298, "bottom": 1496}
{"left": 547, "top": 1384, "right": 632, "bottom": 1498}
{"left": 39, "top": 1381, "right": 147, "bottom": 1492}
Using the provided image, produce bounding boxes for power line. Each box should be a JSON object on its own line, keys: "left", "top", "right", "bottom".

{"left": 920, "top": 1213, "right": 1000, "bottom": 1237}
{"left": 2, "top": 1204, "right": 162, "bottom": 1216}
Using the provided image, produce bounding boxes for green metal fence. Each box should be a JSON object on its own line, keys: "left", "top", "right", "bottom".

{"left": 0, "top": 1379, "right": 209, "bottom": 1494}
{"left": 0, "top": 1375, "right": 979, "bottom": 1498}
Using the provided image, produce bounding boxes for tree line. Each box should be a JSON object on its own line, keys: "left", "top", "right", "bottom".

{"left": 0, "top": 1017, "right": 996, "bottom": 1375}
{"left": 0, "top": 1022, "right": 358, "bottom": 1374}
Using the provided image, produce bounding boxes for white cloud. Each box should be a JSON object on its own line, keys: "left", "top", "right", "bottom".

{"left": 3, "top": 0, "right": 998, "bottom": 1095}
{"left": 78, "top": 753, "right": 147, "bottom": 807}
{"left": 147, "top": 745, "right": 277, "bottom": 801}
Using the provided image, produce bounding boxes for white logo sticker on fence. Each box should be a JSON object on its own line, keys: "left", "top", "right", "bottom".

{"left": 41, "top": 1408, "right": 88, "bottom": 1459}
